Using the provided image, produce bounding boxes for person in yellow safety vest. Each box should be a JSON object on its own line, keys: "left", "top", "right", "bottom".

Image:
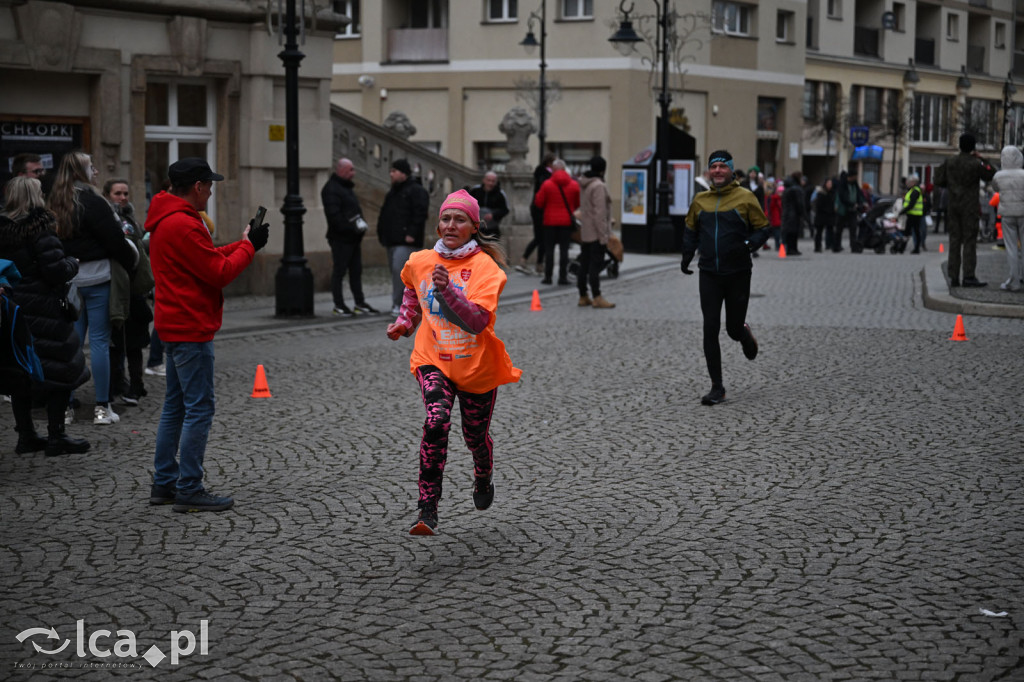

{"left": 899, "top": 173, "right": 925, "bottom": 253}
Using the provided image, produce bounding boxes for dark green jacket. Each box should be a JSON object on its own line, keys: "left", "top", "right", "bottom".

{"left": 934, "top": 152, "right": 995, "bottom": 214}
{"left": 684, "top": 180, "right": 770, "bottom": 275}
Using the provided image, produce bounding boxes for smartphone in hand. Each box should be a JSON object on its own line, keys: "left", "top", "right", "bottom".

{"left": 252, "top": 206, "right": 267, "bottom": 226}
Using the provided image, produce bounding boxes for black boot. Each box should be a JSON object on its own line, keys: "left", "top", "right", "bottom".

{"left": 15, "top": 429, "right": 48, "bottom": 454}
{"left": 11, "top": 394, "right": 44, "bottom": 453}
{"left": 45, "top": 425, "right": 90, "bottom": 457}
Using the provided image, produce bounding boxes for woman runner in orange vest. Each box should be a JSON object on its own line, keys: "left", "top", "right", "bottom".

{"left": 386, "top": 190, "right": 522, "bottom": 535}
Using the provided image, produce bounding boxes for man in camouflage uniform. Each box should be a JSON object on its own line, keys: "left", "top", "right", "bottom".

{"left": 934, "top": 133, "right": 996, "bottom": 287}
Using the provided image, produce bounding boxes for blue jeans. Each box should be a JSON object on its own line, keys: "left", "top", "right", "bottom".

{"left": 153, "top": 341, "right": 216, "bottom": 494}
{"left": 75, "top": 282, "right": 112, "bottom": 403}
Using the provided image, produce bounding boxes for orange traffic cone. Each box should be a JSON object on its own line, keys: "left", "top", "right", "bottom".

{"left": 778, "top": 244, "right": 787, "bottom": 258}
{"left": 939, "top": 243, "right": 945, "bottom": 253}
{"left": 530, "top": 289, "right": 543, "bottom": 311}
{"left": 948, "top": 315, "right": 969, "bottom": 341}
{"left": 251, "top": 364, "right": 272, "bottom": 397}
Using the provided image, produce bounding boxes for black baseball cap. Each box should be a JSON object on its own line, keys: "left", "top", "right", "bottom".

{"left": 167, "top": 157, "right": 225, "bottom": 185}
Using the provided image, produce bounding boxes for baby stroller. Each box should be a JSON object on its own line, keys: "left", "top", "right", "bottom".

{"left": 567, "top": 235, "right": 623, "bottom": 284}
{"left": 857, "top": 197, "right": 908, "bottom": 254}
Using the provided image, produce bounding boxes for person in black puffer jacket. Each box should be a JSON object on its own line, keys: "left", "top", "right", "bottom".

{"left": 377, "top": 158, "right": 429, "bottom": 314}
{"left": 0, "top": 176, "right": 91, "bottom": 456}
{"left": 48, "top": 151, "right": 137, "bottom": 425}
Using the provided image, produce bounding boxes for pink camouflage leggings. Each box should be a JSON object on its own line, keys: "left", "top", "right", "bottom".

{"left": 415, "top": 365, "right": 497, "bottom": 507}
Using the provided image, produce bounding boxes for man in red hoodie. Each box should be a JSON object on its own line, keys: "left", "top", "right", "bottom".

{"left": 144, "top": 158, "right": 269, "bottom": 513}
{"left": 534, "top": 159, "right": 580, "bottom": 285}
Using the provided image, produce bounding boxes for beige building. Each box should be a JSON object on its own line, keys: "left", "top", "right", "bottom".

{"left": 0, "top": 0, "right": 343, "bottom": 294}
{"left": 329, "top": 0, "right": 808, "bottom": 212}
{"left": 804, "top": 0, "right": 1024, "bottom": 195}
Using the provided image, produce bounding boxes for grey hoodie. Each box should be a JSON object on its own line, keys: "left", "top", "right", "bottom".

{"left": 993, "top": 145, "right": 1024, "bottom": 217}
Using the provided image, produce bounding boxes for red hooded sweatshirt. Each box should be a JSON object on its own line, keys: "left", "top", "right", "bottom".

{"left": 534, "top": 169, "right": 580, "bottom": 227}
{"left": 144, "top": 191, "right": 255, "bottom": 342}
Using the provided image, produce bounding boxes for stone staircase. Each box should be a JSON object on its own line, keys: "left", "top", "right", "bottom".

{"left": 330, "top": 105, "right": 536, "bottom": 266}
{"left": 330, "top": 105, "right": 479, "bottom": 231}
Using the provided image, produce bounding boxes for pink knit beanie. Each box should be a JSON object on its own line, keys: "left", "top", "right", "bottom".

{"left": 439, "top": 189, "right": 480, "bottom": 224}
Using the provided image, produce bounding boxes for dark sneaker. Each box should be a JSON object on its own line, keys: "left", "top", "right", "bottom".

{"left": 120, "top": 393, "right": 140, "bottom": 407}
{"left": 949, "top": 278, "right": 960, "bottom": 287}
{"left": 354, "top": 302, "right": 381, "bottom": 315}
{"left": 473, "top": 477, "right": 495, "bottom": 511}
{"left": 962, "top": 277, "right": 987, "bottom": 288}
{"left": 701, "top": 385, "right": 726, "bottom": 406}
{"left": 332, "top": 305, "right": 354, "bottom": 318}
{"left": 150, "top": 483, "right": 176, "bottom": 505}
{"left": 173, "top": 489, "right": 234, "bottom": 513}
{"left": 741, "top": 323, "right": 759, "bottom": 360}
{"left": 409, "top": 502, "right": 438, "bottom": 535}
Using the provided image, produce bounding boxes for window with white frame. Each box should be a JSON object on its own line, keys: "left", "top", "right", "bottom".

{"left": 911, "top": 93, "right": 952, "bottom": 144}
{"left": 561, "top": 0, "right": 592, "bottom": 20}
{"left": 862, "top": 87, "right": 883, "bottom": 125}
{"left": 334, "top": 0, "right": 360, "bottom": 38}
{"left": 946, "top": 13, "right": 959, "bottom": 40}
{"left": 802, "top": 82, "right": 818, "bottom": 120}
{"left": 144, "top": 81, "right": 217, "bottom": 216}
{"left": 776, "top": 10, "right": 793, "bottom": 42}
{"left": 803, "top": 81, "right": 838, "bottom": 122}
{"left": 713, "top": 1, "right": 752, "bottom": 36}
{"left": 1008, "top": 104, "right": 1024, "bottom": 147}
{"left": 885, "top": 89, "right": 903, "bottom": 125}
{"left": 822, "top": 82, "right": 838, "bottom": 120}
{"left": 487, "top": 0, "right": 517, "bottom": 21}
{"left": 965, "top": 98, "right": 1001, "bottom": 149}
{"left": 826, "top": 0, "right": 841, "bottom": 19}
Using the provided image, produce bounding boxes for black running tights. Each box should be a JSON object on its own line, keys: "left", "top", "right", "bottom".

{"left": 699, "top": 269, "right": 751, "bottom": 387}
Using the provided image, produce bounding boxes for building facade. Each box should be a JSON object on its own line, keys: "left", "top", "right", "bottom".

{"left": 0, "top": 0, "right": 342, "bottom": 294}
{"left": 804, "top": 0, "right": 1024, "bottom": 195}
{"left": 329, "top": 0, "right": 808, "bottom": 217}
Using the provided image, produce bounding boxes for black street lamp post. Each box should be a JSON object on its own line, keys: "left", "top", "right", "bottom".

{"left": 520, "top": 1, "right": 547, "bottom": 165}
{"left": 274, "top": 0, "right": 314, "bottom": 317}
{"left": 610, "top": 0, "right": 675, "bottom": 253}
{"left": 1003, "top": 72, "right": 1017, "bottom": 148}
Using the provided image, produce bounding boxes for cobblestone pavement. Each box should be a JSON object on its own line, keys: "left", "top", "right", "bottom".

{"left": 2, "top": 243, "right": 1023, "bottom": 681}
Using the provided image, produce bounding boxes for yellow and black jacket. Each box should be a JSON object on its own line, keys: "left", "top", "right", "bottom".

{"left": 683, "top": 180, "right": 770, "bottom": 275}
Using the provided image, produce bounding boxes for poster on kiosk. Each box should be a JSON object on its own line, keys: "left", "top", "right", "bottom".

{"left": 619, "top": 121, "right": 696, "bottom": 253}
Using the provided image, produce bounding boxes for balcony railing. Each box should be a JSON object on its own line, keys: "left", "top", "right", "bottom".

{"left": 915, "top": 38, "right": 935, "bottom": 65}
{"left": 854, "top": 26, "right": 879, "bottom": 57}
{"left": 387, "top": 27, "right": 448, "bottom": 63}
{"left": 968, "top": 0, "right": 989, "bottom": 7}
{"left": 967, "top": 44, "right": 986, "bottom": 73}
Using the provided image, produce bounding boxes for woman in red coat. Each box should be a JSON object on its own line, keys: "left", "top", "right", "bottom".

{"left": 533, "top": 159, "right": 580, "bottom": 285}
